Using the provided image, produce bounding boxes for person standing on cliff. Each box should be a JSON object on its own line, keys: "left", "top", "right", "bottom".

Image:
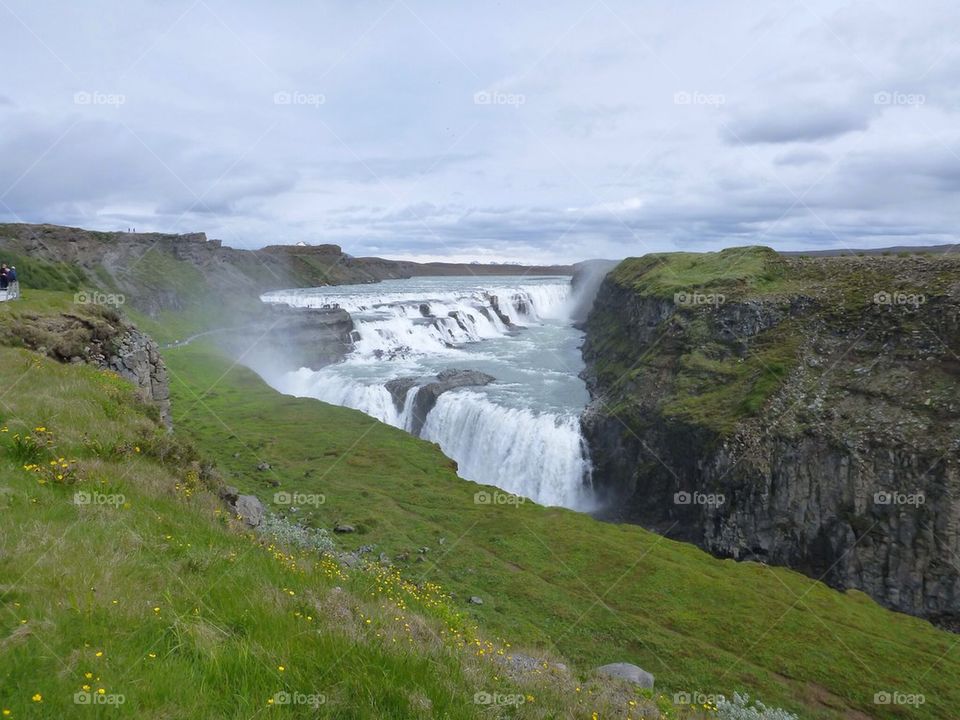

{"left": 6, "top": 265, "right": 18, "bottom": 299}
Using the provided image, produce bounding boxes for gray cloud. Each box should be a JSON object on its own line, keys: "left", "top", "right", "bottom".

{"left": 722, "top": 106, "right": 872, "bottom": 145}
{"left": 0, "top": 0, "right": 958, "bottom": 262}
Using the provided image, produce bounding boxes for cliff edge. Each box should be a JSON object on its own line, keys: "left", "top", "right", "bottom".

{"left": 581, "top": 246, "right": 960, "bottom": 627}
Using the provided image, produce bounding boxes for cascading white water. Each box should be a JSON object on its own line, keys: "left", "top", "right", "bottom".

{"left": 262, "top": 276, "right": 595, "bottom": 511}
{"left": 263, "top": 281, "right": 572, "bottom": 359}
{"left": 420, "top": 391, "right": 592, "bottom": 508}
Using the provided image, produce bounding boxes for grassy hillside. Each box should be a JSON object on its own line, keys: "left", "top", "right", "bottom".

{"left": 163, "top": 339, "right": 960, "bottom": 719}
{"left": 0, "top": 343, "right": 693, "bottom": 719}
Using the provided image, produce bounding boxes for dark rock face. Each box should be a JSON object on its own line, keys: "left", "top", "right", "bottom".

{"left": 108, "top": 328, "right": 172, "bottom": 429}
{"left": 580, "top": 254, "right": 960, "bottom": 625}
{"left": 486, "top": 294, "right": 514, "bottom": 326}
{"left": 222, "top": 306, "right": 355, "bottom": 373}
{"left": 385, "top": 369, "right": 496, "bottom": 435}
{"left": 384, "top": 377, "right": 419, "bottom": 412}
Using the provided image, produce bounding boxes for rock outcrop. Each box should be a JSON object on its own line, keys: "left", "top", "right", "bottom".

{"left": 580, "top": 248, "right": 960, "bottom": 626}
{"left": 385, "top": 369, "right": 496, "bottom": 435}
{"left": 220, "top": 305, "right": 355, "bottom": 373}
{"left": 108, "top": 327, "right": 172, "bottom": 429}
{"left": 219, "top": 486, "right": 265, "bottom": 527}
{"left": 0, "top": 304, "right": 172, "bottom": 428}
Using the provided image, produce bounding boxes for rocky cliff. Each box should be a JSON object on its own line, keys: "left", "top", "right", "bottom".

{"left": 0, "top": 303, "right": 172, "bottom": 428}
{"left": 581, "top": 247, "right": 960, "bottom": 627}
{"left": 218, "top": 305, "right": 356, "bottom": 374}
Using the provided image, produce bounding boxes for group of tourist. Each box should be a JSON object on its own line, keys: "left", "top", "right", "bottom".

{"left": 0, "top": 264, "right": 19, "bottom": 299}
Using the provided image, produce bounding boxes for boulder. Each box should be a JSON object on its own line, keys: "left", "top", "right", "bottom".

{"left": 595, "top": 663, "right": 654, "bottom": 688}
{"left": 234, "top": 494, "right": 265, "bottom": 528}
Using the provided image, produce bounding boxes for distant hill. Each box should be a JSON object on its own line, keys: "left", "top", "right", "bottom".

{"left": 0, "top": 223, "right": 571, "bottom": 337}
{"left": 0, "top": 223, "right": 571, "bottom": 304}
{"left": 780, "top": 243, "right": 960, "bottom": 256}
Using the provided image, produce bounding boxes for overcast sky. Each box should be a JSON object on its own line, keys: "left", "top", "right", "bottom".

{"left": 1, "top": 1, "right": 958, "bottom": 262}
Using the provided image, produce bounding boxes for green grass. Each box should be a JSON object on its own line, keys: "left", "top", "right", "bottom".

{"left": 0, "top": 289, "right": 79, "bottom": 315}
{"left": 659, "top": 324, "right": 803, "bottom": 434}
{"left": 160, "top": 341, "right": 960, "bottom": 719}
{"left": 609, "top": 247, "right": 788, "bottom": 300}
{"left": 0, "top": 347, "right": 688, "bottom": 719}
{"left": 0, "top": 251, "right": 88, "bottom": 292}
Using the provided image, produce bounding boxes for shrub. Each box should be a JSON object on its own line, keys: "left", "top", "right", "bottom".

{"left": 716, "top": 692, "right": 798, "bottom": 720}
{"left": 257, "top": 513, "right": 336, "bottom": 555}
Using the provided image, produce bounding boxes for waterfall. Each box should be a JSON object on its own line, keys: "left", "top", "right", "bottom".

{"left": 420, "top": 391, "right": 593, "bottom": 509}
{"left": 274, "top": 369, "right": 593, "bottom": 510}
{"left": 261, "top": 276, "right": 594, "bottom": 511}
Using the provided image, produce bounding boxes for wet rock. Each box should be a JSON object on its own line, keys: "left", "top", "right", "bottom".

{"left": 385, "top": 376, "right": 419, "bottom": 414}
{"left": 385, "top": 369, "right": 495, "bottom": 433}
{"left": 409, "top": 369, "right": 496, "bottom": 435}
